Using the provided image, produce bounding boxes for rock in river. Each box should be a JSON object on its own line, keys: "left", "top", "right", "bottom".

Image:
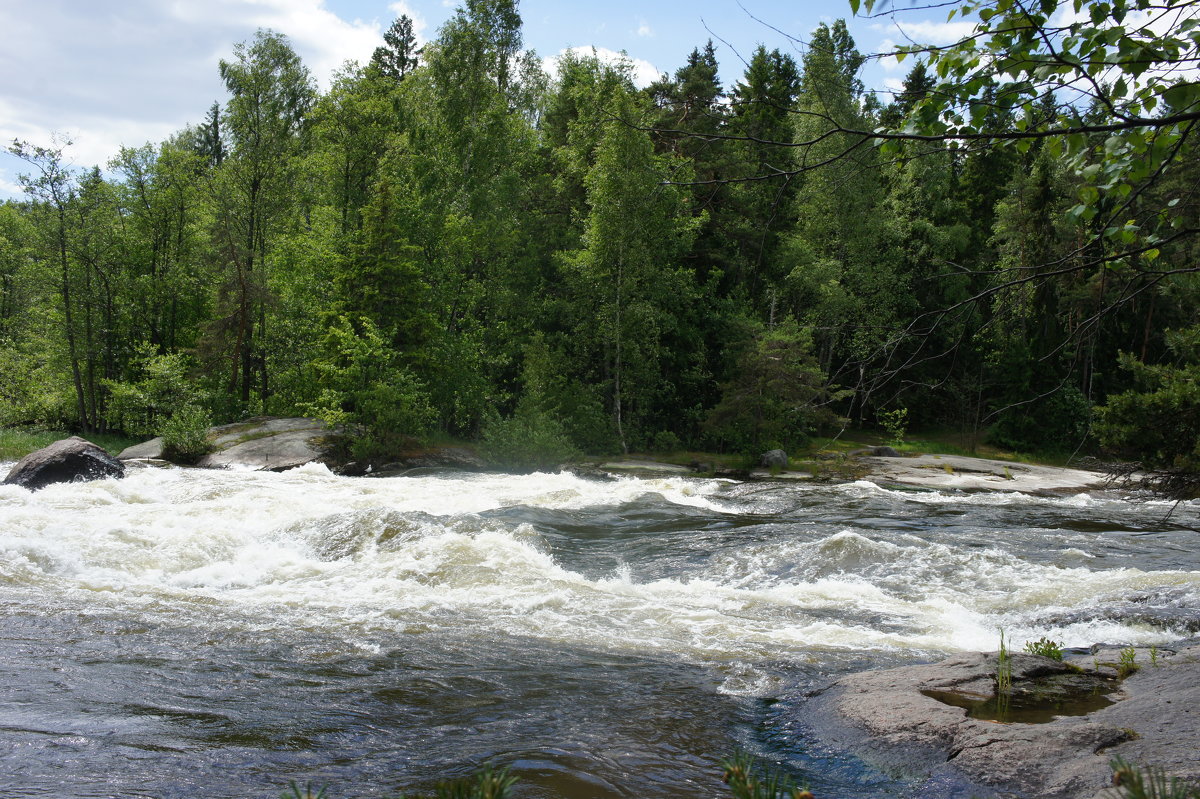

{"left": 4, "top": 436, "right": 125, "bottom": 490}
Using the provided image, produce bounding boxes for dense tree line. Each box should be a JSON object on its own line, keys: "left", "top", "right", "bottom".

{"left": 2, "top": 0, "right": 1197, "bottom": 474}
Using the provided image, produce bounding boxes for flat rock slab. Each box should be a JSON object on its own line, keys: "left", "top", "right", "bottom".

{"left": 861, "top": 454, "right": 1107, "bottom": 494}
{"left": 198, "top": 417, "right": 331, "bottom": 471}
{"left": 802, "top": 647, "right": 1200, "bottom": 799}
{"left": 118, "top": 417, "right": 333, "bottom": 472}
{"left": 599, "top": 459, "right": 694, "bottom": 475}
{"left": 4, "top": 436, "right": 125, "bottom": 490}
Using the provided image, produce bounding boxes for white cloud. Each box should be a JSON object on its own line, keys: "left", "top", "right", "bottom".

{"left": 0, "top": 0, "right": 389, "bottom": 194}
{"left": 636, "top": 19, "right": 653, "bottom": 38}
{"left": 542, "top": 46, "right": 661, "bottom": 89}
{"left": 866, "top": 18, "right": 975, "bottom": 84}
{"left": 877, "top": 37, "right": 903, "bottom": 73}
{"left": 0, "top": 167, "right": 24, "bottom": 199}
{"left": 883, "top": 19, "right": 977, "bottom": 45}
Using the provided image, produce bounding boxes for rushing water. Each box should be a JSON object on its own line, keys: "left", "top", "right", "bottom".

{"left": 1, "top": 464, "right": 1198, "bottom": 798}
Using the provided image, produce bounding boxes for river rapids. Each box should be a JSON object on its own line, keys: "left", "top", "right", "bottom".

{"left": 1, "top": 464, "right": 1197, "bottom": 797}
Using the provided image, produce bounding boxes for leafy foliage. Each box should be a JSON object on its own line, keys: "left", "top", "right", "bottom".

{"left": 303, "top": 315, "right": 434, "bottom": 461}
{"left": 1023, "top": 637, "right": 1065, "bottom": 660}
{"left": 104, "top": 342, "right": 206, "bottom": 439}
{"left": 160, "top": 404, "right": 213, "bottom": 464}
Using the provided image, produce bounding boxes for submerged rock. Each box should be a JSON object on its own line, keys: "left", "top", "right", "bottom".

{"left": 4, "top": 436, "right": 125, "bottom": 490}
{"left": 802, "top": 647, "right": 1200, "bottom": 798}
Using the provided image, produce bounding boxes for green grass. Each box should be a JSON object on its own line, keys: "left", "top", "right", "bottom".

{"left": 0, "top": 427, "right": 139, "bottom": 461}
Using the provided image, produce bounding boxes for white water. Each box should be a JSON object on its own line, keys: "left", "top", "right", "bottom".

{"left": 3, "top": 464, "right": 1196, "bottom": 666}
{"left": 4, "top": 464, "right": 1200, "bottom": 798}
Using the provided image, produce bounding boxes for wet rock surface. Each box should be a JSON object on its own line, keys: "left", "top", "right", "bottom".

{"left": 802, "top": 647, "right": 1200, "bottom": 798}
{"left": 4, "top": 436, "right": 125, "bottom": 490}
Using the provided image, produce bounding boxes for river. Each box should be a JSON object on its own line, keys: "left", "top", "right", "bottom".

{"left": 1, "top": 464, "right": 1197, "bottom": 798}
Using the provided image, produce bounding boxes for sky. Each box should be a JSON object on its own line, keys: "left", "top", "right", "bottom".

{"left": 0, "top": 0, "right": 970, "bottom": 200}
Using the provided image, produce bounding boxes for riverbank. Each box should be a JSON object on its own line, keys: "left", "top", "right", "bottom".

{"left": 3, "top": 418, "right": 1114, "bottom": 496}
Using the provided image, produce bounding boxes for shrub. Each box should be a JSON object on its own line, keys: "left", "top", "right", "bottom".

{"left": 1023, "top": 637, "right": 1064, "bottom": 661}
{"left": 651, "top": 430, "right": 683, "bottom": 453}
{"left": 301, "top": 315, "right": 435, "bottom": 460}
{"left": 481, "top": 402, "right": 578, "bottom": 473}
{"left": 877, "top": 407, "right": 908, "bottom": 446}
{"left": 160, "top": 404, "right": 212, "bottom": 464}
{"left": 704, "top": 319, "right": 849, "bottom": 455}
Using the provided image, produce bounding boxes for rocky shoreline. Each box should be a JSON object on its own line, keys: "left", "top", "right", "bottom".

{"left": 800, "top": 645, "right": 1200, "bottom": 798}
{"left": 110, "top": 415, "right": 1117, "bottom": 495}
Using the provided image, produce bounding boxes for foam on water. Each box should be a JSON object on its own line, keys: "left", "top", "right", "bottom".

{"left": 1, "top": 465, "right": 1197, "bottom": 665}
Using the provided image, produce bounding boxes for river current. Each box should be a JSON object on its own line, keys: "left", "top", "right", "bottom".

{"left": 1, "top": 464, "right": 1198, "bottom": 798}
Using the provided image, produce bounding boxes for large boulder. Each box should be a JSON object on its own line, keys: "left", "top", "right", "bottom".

{"left": 761, "top": 449, "right": 788, "bottom": 469}
{"left": 4, "top": 436, "right": 125, "bottom": 490}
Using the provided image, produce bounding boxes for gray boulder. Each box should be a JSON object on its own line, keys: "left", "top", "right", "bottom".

{"left": 761, "top": 449, "right": 788, "bottom": 469}
{"left": 849, "top": 445, "right": 902, "bottom": 457}
{"left": 118, "top": 437, "right": 165, "bottom": 460}
{"left": 4, "top": 436, "right": 125, "bottom": 490}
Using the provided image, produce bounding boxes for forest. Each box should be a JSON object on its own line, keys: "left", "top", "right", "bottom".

{"left": 1, "top": 0, "right": 1197, "bottom": 478}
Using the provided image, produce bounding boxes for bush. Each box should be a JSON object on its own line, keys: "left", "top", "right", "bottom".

{"left": 1023, "top": 637, "right": 1064, "bottom": 660}
{"left": 1095, "top": 327, "right": 1200, "bottom": 472}
{"left": 160, "top": 404, "right": 212, "bottom": 463}
{"left": 0, "top": 341, "right": 74, "bottom": 428}
{"left": 481, "top": 402, "right": 578, "bottom": 473}
{"left": 651, "top": 430, "right": 683, "bottom": 453}
{"left": 704, "top": 320, "right": 848, "bottom": 455}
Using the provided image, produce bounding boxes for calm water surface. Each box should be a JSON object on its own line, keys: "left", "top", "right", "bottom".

{"left": 1, "top": 465, "right": 1197, "bottom": 797}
